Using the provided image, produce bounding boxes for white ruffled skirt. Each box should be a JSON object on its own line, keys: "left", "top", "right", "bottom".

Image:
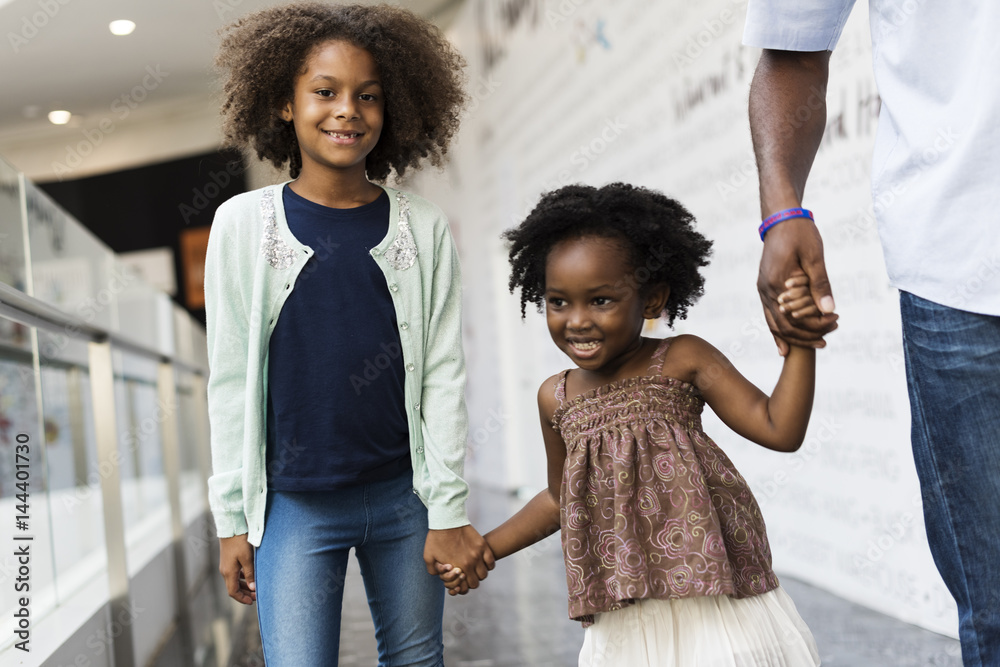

{"left": 578, "top": 587, "right": 820, "bottom": 666}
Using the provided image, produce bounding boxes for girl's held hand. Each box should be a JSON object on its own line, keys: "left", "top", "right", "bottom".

{"left": 423, "top": 525, "right": 495, "bottom": 594}
{"left": 434, "top": 561, "right": 467, "bottom": 596}
{"left": 219, "top": 534, "right": 256, "bottom": 604}
{"left": 778, "top": 275, "right": 822, "bottom": 320}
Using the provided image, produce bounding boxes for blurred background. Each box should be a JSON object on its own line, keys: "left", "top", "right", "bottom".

{"left": 0, "top": 0, "right": 963, "bottom": 665}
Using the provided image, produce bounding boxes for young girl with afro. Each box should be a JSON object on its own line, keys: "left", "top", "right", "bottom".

{"left": 440, "top": 183, "right": 821, "bottom": 666}
{"left": 206, "top": 4, "right": 493, "bottom": 664}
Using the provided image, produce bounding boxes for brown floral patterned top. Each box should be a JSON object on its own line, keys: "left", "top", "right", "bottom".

{"left": 552, "top": 337, "right": 779, "bottom": 624}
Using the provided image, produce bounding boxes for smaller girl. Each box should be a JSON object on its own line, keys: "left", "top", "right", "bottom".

{"left": 207, "top": 4, "right": 492, "bottom": 665}
{"left": 441, "top": 183, "right": 821, "bottom": 666}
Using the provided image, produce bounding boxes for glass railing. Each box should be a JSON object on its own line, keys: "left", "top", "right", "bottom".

{"left": 0, "top": 153, "right": 216, "bottom": 666}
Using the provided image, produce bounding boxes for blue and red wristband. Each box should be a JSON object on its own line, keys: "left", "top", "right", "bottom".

{"left": 758, "top": 207, "right": 814, "bottom": 240}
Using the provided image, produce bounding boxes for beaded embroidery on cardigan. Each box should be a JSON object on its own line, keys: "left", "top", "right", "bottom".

{"left": 259, "top": 188, "right": 297, "bottom": 270}
{"left": 385, "top": 192, "right": 418, "bottom": 270}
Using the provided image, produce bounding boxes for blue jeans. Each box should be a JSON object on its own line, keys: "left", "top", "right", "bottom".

{"left": 900, "top": 292, "right": 1000, "bottom": 667}
{"left": 254, "top": 471, "right": 444, "bottom": 666}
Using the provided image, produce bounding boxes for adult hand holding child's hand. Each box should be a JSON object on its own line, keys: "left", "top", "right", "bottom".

{"left": 758, "top": 217, "right": 838, "bottom": 355}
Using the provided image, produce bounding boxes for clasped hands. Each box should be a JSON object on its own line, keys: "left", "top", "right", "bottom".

{"left": 759, "top": 218, "right": 839, "bottom": 354}
{"left": 424, "top": 524, "right": 495, "bottom": 596}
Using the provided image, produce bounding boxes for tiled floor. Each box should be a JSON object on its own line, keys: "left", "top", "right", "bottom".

{"left": 228, "top": 485, "right": 962, "bottom": 666}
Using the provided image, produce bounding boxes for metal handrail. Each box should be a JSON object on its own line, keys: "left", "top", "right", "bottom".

{"left": 0, "top": 280, "right": 206, "bottom": 374}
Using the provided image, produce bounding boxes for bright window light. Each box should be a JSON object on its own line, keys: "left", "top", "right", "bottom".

{"left": 48, "top": 110, "right": 72, "bottom": 125}
{"left": 109, "top": 20, "right": 136, "bottom": 36}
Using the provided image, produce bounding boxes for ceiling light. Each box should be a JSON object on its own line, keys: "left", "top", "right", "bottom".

{"left": 48, "top": 110, "right": 72, "bottom": 125}
{"left": 109, "top": 20, "right": 136, "bottom": 36}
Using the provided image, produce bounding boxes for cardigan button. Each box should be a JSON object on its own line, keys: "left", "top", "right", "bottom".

{"left": 389, "top": 283, "right": 399, "bottom": 292}
{"left": 414, "top": 403, "right": 420, "bottom": 411}
{"left": 416, "top": 446, "right": 424, "bottom": 454}
{"left": 400, "top": 322, "right": 409, "bottom": 330}
{"left": 406, "top": 363, "right": 415, "bottom": 372}
{"left": 371, "top": 248, "right": 382, "bottom": 257}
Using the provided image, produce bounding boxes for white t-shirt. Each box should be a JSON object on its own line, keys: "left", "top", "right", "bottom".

{"left": 744, "top": 1, "right": 1000, "bottom": 316}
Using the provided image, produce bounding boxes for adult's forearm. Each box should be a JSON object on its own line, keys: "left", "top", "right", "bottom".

{"left": 749, "top": 49, "right": 831, "bottom": 216}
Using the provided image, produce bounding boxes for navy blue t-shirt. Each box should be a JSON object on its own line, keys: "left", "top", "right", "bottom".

{"left": 266, "top": 185, "right": 410, "bottom": 490}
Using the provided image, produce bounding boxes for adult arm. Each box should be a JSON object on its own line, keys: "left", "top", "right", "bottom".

{"left": 749, "top": 49, "right": 839, "bottom": 354}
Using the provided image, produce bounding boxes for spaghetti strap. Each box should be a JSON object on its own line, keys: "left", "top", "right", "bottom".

{"left": 646, "top": 337, "right": 675, "bottom": 376}
{"left": 554, "top": 369, "right": 570, "bottom": 407}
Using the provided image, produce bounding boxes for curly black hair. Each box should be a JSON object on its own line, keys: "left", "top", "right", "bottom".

{"left": 504, "top": 183, "right": 713, "bottom": 326}
{"left": 216, "top": 2, "right": 466, "bottom": 181}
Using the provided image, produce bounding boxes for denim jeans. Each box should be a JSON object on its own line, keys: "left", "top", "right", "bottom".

{"left": 900, "top": 291, "right": 1000, "bottom": 666}
{"left": 254, "top": 471, "right": 445, "bottom": 666}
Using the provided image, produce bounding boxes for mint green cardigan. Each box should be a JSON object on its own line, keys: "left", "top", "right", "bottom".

{"left": 204, "top": 183, "right": 470, "bottom": 545}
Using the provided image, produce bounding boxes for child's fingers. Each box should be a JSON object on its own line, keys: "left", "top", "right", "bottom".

{"left": 780, "top": 303, "right": 823, "bottom": 319}
{"left": 791, "top": 304, "right": 822, "bottom": 318}
{"left": 447, "top": 579, "right": 470, "bottom": 595}
{"left": 778, "top": 294, "right": 817, "bottom": 315}
{"left": 437, "top": 566, "right": 464, "bottom": 583}
{"left": 783, "top": 274, "right": 810, "bottom": 289}
{"left": 433, "top": 562, "right": 452, "bottom": 574}
{"left": 779, "top": 292, "right": 822, "bottom": 319}
{"left": 777, "top": 286, "right": 810, "bottom": 305}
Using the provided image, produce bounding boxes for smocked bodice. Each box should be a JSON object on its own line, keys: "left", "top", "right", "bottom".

{"left": 552, "top": 338, "right": 779, "bottom": 624}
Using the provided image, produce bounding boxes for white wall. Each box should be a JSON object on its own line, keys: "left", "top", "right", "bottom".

{"left": 418, "top": 0, "right": 957, "bottom": 638}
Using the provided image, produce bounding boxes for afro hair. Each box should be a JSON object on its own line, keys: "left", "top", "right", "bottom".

{"left": 504, "top": 182, "right": 713, "bottom": 326}
{"left": 216, "top": 2, "right": 466, "bottom": 181}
